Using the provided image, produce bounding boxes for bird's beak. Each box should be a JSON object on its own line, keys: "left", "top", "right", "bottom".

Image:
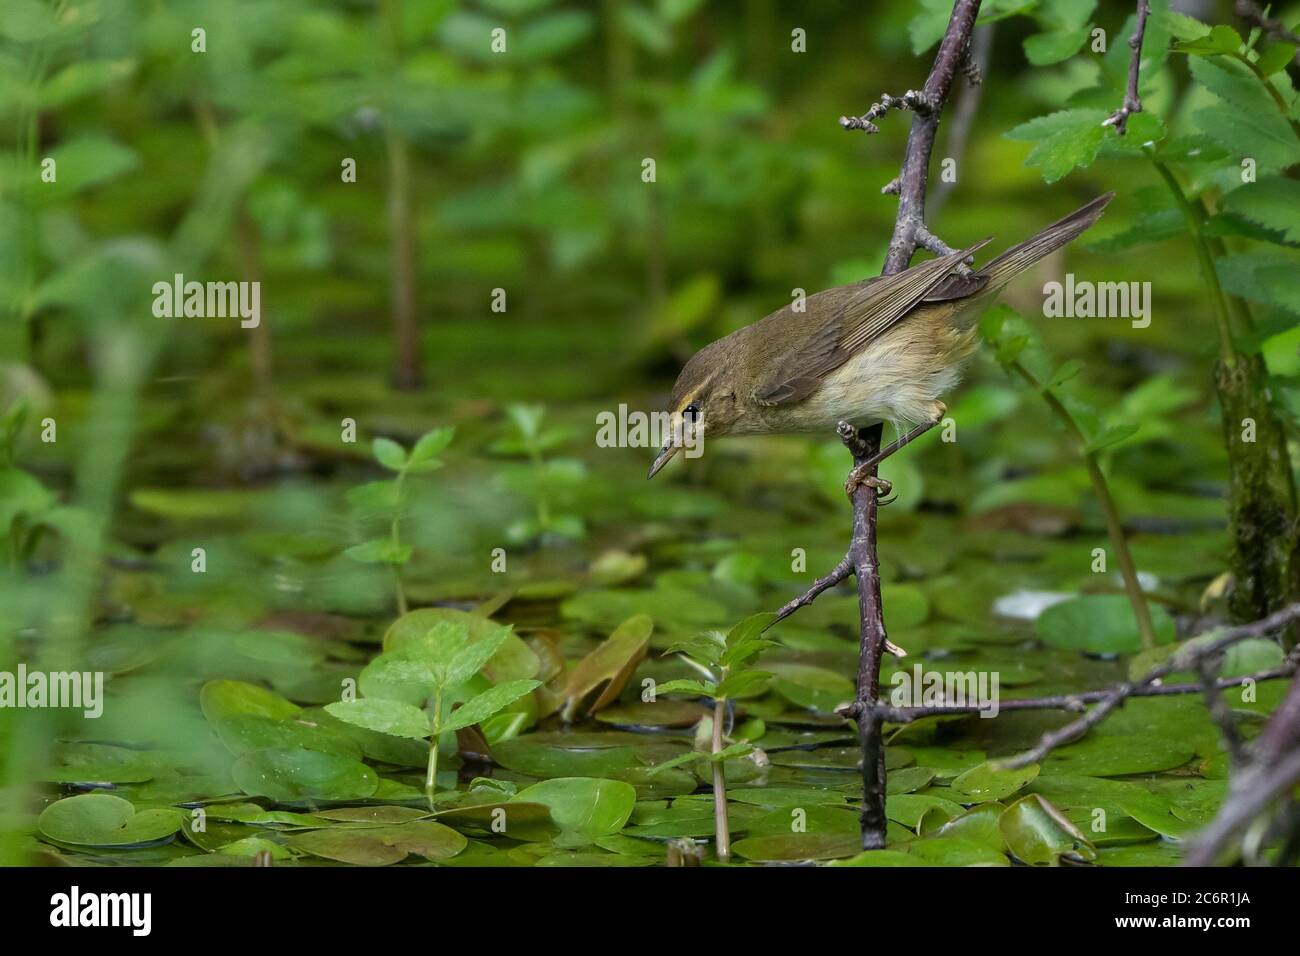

{"left": 647, "top": 440, "right": 680, "bottom": 479}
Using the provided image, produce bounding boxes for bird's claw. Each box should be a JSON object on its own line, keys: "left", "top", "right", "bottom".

{"left": 844, "top": 470, "right": 892, "bottom": 500}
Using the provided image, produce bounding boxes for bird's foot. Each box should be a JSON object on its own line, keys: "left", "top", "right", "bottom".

{"left": 844, "top": 470, "right": 892, "bottom": 500}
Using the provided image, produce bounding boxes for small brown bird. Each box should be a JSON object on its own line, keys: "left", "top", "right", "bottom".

{"left": 648, "top": 194, "right": 1114, "bottom": 489}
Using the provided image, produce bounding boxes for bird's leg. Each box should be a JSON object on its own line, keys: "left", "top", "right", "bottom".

{"left": 843, "top": 404, "right": 946, "bottom": 498}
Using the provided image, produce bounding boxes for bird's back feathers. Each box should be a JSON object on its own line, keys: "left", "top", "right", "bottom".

{"left": 751, "top": 194, "right": 1114, "bottom": 408}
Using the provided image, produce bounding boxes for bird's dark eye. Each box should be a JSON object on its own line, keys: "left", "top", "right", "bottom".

{"left": 684, "top": 402, "right": 700, "bottom": 422}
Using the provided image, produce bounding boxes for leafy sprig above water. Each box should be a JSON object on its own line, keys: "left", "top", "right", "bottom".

{"left": 327, "top": 619, "right": 540, "bottom": 808}
{"left": 344, "top": 425, "right": 454, "bottom": 615}
{"left": 651, "top": 611, "right": 777, "bottom": 861}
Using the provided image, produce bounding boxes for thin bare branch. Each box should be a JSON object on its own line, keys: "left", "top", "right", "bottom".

{"left": 1235, "top": 0, "right": 1300, "bottom": 63}
{"left": 1103, "top": 0, "right": 1151, "bottom": 135}
{"left": 840, "top": 0, "right": 983, "bottom": 275}
{"left": 875, "top": 664, "right": 1295, "bottom": 724}
{"left": 999, "top": 603, "right": 1300, "bottom": 769}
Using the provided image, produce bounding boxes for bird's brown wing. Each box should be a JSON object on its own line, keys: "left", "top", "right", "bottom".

{"left": 752, "top": 238, "right": 992, "bottom": 407}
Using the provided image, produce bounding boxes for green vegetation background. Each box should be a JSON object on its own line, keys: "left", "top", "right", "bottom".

{"left": 1, "top": 0, "right": 1298, "bottom": 867}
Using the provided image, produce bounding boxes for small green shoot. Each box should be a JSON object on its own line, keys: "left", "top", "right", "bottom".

{"left": 344, "top": 426, "right": 453, "bottom": 614}
{"left": 651, "top": 611, "right": 776, "bottom": 861}
{"left": 326, "top": 619, "right": 539, "bottom": 809}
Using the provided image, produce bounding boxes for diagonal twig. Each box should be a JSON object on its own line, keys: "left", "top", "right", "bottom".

{"left": 1103, "top": 0, "right": 1152, "bottom": 135}
{"left": 998, "top": 603, "right": 1300, "bottom": 770}
{"left": 841, "top": 0, "right": 984, "bottom": 275}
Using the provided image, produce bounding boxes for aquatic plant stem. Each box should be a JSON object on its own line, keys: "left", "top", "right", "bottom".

{"left": 1150, "top": 159, "right": 1236, "bottom": 365}
{"left": 1010, "top": 360, "right": 1156, "bottom": 650}
{"left": 425, "top": 689, "right": 443, "bottom": 810}
{"left": 391, "top": 469, "right": 408, "bottom": 615}
{"left": 711, "top": 695, "right": 731, "bottom": 862}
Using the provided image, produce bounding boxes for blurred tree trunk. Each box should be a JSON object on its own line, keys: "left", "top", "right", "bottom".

{"left": 385, "top": 125, "right": 421, "bottom": 390}
{"left": 234, "top": 204, "right": 272, "bottom": 393}
{"left": 1217, "top": 355, "right": 1300, "bottom": 642}
{"left": 380, "top": 0, "right": 422, "bottom": 390}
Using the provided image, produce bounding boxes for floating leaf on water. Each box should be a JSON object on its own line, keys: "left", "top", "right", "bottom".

{"left": 314, "top": 806, "right": 430, "bottom": 825}
{"left": 731, "top": 831, "right": 861, "bottom": 862}
{"left": 1036, "top": 595, "right": 1175, "bottom": 654}
{"left": 1043, "top": 735, "right": 1194, "bottom": 777}
{"left": 887, "top": 766, "right": 937, "bottom": 795}
{"left": 231, "top": 748, "right": 379, "bottom": 803}
{"left": 905, "top": 836, "right": 1010, "bottom": 867}
{"left": 561, "top": 614, "right": 653, "bottom": 719}
{"left": 952, "top": 761, "right": 1040, "bottom": 801}
{"left": 509, "top": 777, "right": 637, "bottom": 841}
{"left": 594, "top": 699, "right": 706, "bottom": 729}
{"left": 999, "top": 794, "right": 1097, "bottom": 865}
{"left": 289, "top": 821, "right": 466, "bottom": 865}
{"left": 589, "top": 550, "right": 648, "bottom": 586}
{"left": 886, "top": 794, "right": 966, "bottom": 829}
{"left": 38, "top": 794, "right": 182, "bottom": 847}
{"left": 830, "top": 849, "right": 925, "bottom": 867}
{"left": 933, "top": 804, "right": 1006, "bottom": 850}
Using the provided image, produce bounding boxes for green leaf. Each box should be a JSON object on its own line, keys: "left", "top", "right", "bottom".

{"left": 372, "top": 437, "right": 408, "bottom": 471}
{"left": 408, "top": 426, "right": 454, "bottom": 471}
{"left": 446, "top": 627, "right": 511, "bottom": 687}
{"left": 1220, "top": 178, "right": 1300, "bottom": 244}
{"left": 1036, "top": 595, "right": 1175, "bottom": 653}
{"left": 1024, "top": 26, "right": 1090, "bottom": 66}
{"left": 1084, "top": 421, "right": 1140, "bottom": 454}
{"left": 953, "top": 761, "right": 1040, "bottom": 801}
{"left": 290, "top": 822, "right": 466, "bottom": 865}
{"left": 38, "top": 794, "right": 181, "bottom": 847}
{"left": 655, "top": 678, "right": 717, "bottom": 698}
{"left": 725, "top": 611, "right": 776, "bottom": 648}
{"left": 1218, "top": 252, "right": 1300, "bottom": 316}
{"left": 1005, "top": 109, "right": 1108, "bottom": 184}
{"left": 507, "top": 403, "right": 545, "bottom": 441}
{"left": 664, "top": 631, "right": 726, "bottom": 666}
{"left": 40, "top": 134, "right": 138, "bottom": 196}
{"left": 1174, "top": 23, "right": 1241, "bottom": 55}
{"left": 343, "top": 537, "right": 412, "bottom": 565}
{"left": 324, "top": 698, "right": 431, "bottom": 740}
{"left": 1256, "top": 43, "right": 1297, "bottom": 76}
{"left": 1000, "top": 795, "right": 1097, "bottom": 864}
{"left": 442, "top": 679, "right": 542, "bottom": 733}
{"left": 715, "top": 669, "right": 773, "bottom": 699}
{"left": 232, "top": 748, "right": 379, "bottom": 802}
{"left": 509, "top": 777, "right": 636, "bottom": 839}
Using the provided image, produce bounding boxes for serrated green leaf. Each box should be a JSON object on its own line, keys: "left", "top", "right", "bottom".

{"left": 442, "top": 679, "right": 541, "bottom": 733}
{"left": 325, "top": 698, "right": 430, "bottom": 740}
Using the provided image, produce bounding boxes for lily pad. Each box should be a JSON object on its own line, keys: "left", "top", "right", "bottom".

{"left": 39, "top": 794, "right": 182, "bottom": 847}
{"left": 732, "top": 831, "right": 862, "bottom": 862}
{"left": 953, "top": 761, "right": 1040, "bottom": 801}
{"left": 289, "top": 821, "right": 466, "bottom": 865}
{"left": 232, "top": 748, "right": 379, "bottom": 802}
{"left": 1036, "top": 595, "right": 1175, "bottom": 654}
{"left": 509, "top": 777, "right": 637, "bottom": 840}
{"left": 999, "top": 794, "right": 1097, "bottom": 865}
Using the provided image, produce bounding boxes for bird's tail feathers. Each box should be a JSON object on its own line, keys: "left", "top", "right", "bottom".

{"left": 975, "top": 192, "right": 1115, "bottom": 290}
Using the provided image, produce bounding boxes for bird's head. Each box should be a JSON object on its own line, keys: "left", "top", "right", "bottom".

{"left": 648, "top": 336, "right": 745, "bottom": 478}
